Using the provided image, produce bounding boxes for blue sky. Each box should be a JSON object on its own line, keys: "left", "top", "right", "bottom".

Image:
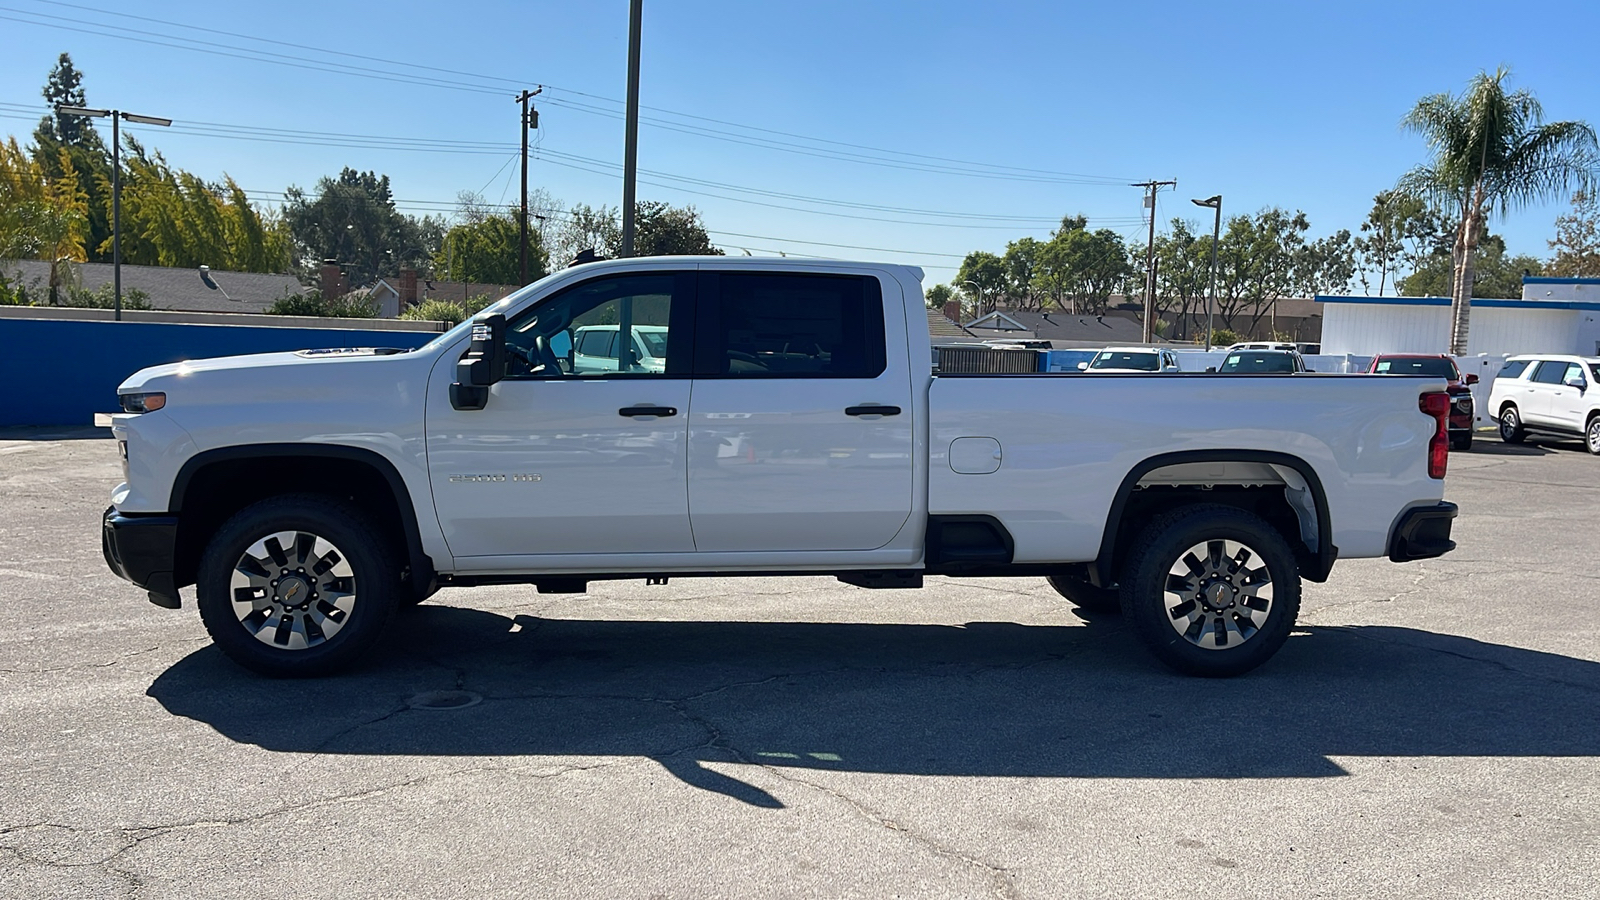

{"left": 2, "top": 0, "right": 1597, "bottom": 286}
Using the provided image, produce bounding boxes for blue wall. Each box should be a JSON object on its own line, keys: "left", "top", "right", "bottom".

{"left": 0, "top": 317, "right": 440, "bottom": 426}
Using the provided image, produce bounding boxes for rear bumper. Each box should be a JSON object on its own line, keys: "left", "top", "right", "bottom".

{"left": 102, "top": 506, "right": 181, "bottom": 608}
{"left": 1388, "top": 501, "right": 1458, "bottom": 562}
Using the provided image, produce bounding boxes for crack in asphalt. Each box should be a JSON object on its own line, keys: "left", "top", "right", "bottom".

{"left": 1323, "top": 625, "right": 1600, "bottom": 697}
{"left": 0, "top": 640, "right": 205, "bottom": 677}
{"left": 752, "top": 764, "right": 1022, "bottom": 900}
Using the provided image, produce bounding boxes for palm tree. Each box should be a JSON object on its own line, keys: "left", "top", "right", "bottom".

{"left": 1400, "top": 67, "right": 1598, "bottom": 354}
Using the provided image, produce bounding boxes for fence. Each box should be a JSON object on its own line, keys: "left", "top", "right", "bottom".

{"left": 0, "top": 311, "right": 448, "bottom": 427}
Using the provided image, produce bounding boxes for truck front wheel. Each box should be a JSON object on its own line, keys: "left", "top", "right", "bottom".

{"left": 1119, "top": 504, "right": 1300, "bottom": 677}
{"left": 195, "top": 494, "right": 401, "bottom": 677}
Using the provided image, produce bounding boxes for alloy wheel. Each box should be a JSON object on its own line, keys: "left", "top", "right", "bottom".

{"left": 1161, "top": 539, "right": 1274, "bottom": 650}
{"left": 229, "top": 530, "right": 357, "bottom": 650}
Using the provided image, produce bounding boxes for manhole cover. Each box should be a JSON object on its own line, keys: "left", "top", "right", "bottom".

{"left": 407, "top": 690, "right": 483, "bottom": 711}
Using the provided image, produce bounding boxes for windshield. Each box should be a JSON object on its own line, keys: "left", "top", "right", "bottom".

{"left": 1375, "top": 357, "right": 1458, "bottom": 379}
{"left": 1220, "top": 352, "right": 1296, "bottom": 374}
{"left": 1090, "top": 351, "right": 1160, "bottom": 371}
{"left": 1591, "top": 363, "right": 1600, "bottom": 381}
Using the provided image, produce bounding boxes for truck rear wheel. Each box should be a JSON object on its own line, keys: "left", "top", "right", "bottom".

{"left": 1119, "top": 504, "right": 1300, "bottom": 677}
{"left": 1046, "top": 573, "right": 1121, "bottom": 613}
{"left": 195, "top": 494, "right": 400, "bottom": 677}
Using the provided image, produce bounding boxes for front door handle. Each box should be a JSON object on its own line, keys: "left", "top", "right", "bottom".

{"left": 619, "top": 406, "right": 677, "bottom": 418}
{"left": 845, "top": 405, "right": 901, "bottom": 417}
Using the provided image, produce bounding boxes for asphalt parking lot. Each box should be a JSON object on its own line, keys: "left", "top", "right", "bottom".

{"left": 2, "top": 428, "right": 1598, "bottom": 899}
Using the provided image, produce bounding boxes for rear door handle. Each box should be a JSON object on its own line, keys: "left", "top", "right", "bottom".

{"left": 845, "top": 405, "right": 901, "bottom": 417}
{"left": 619, "top": 406, "right": 677, "bottom": 418}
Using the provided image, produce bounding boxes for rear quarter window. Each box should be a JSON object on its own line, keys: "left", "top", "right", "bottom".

{"left": 1498, "top": 360, "right": 1531, "bottom": 379}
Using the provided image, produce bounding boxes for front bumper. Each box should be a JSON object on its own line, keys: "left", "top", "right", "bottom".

{"left": 102, "top": 506, "right": 181, "bottom": 608}
{"left": 1388, "top": 501, "right": 1458, "bottom": 562}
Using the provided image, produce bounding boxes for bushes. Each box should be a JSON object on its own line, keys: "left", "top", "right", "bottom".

{"left": 0, "top": 270, "right": 151, "bottom": 309}
{"left": 64, "top": 283, "right": 152, "bottom": 310}
{"left": 398, "top": 298, "right": 469, "bottom": 326}
{"left": 265, "top": 289, "right": 377, "bottom": 318}
{"left": 1210, "top": 328, "right": 1240, "bottom": 346}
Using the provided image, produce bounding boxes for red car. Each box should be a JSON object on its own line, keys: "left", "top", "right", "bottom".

{"left": 1368, "top": 354, "right": 1478, "bottom": 450}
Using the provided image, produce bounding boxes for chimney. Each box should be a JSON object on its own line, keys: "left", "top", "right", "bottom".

{"left": 399, "top": 267, "right": 418, "bottom": 307}
{"left": 319, "top": 259, "right": 346, "bottom": 300}
{"left": 942, "top": 299, "right": 961, "bottom": 324}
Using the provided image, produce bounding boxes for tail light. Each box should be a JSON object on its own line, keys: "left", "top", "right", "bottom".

{"left": 1419, "top": 391, "right": 1450, "bottom": 479}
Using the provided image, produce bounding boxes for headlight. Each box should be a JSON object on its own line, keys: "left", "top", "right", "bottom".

{"left": 1455, "top": 397, "right": 1472, "bottom": 412}
{"left": 119, "top": 392, "right": 166, "bottom": 414}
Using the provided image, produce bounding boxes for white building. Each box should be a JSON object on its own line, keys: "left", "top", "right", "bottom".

{"left": 1318, "top": 276, "right": 1600, "bottom": 358}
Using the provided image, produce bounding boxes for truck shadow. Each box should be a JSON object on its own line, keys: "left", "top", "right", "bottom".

{"left": 147, "top": 605, "right": 1600, "bottom": 807}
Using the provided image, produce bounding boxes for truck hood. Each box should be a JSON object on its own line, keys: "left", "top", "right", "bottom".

{"left": 118, "top": 348, "right": 419, "bottom": 392}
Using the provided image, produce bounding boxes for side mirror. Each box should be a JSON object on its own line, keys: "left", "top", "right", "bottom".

{"left": 1205, "top": 366, "right": 1217, "bottom": 374}
{"left": 1076, "top": 361, "right": 1089, "bottom": 371}
{"left": 450, "top": 313, "right": 506, "bottom": 411}
{"left": 1464, "top": 373, "right": 1479, "bottom": 385}
{"left": 1566, "top": 375, "right": 1587, "bottom": 390}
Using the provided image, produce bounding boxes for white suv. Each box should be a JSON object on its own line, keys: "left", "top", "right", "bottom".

{"left": 1488, "top": 355, "right": 1600, "bottom": 454}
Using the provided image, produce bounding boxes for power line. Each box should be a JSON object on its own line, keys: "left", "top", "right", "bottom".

{"left": 26, "top": 0, "right": 1132, "bottom": 184}
{"left": 2, "top": 105, "right": 1142, "bottom": 230}
{"left": 7, "top": 0, "right": 1134, "bottom": 186}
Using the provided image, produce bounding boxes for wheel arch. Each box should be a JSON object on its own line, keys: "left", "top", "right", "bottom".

{"left": 168, "top": 444, "right": 436, "bottom": 600}
{"left": 1091, "top": 450, "right": 1335, "bottom": 588}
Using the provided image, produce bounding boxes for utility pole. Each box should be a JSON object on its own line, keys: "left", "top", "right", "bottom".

{"left": 620, "top": 0, "right": 643, "bottom": 257}
{"left": 516, "top": 87, "right": 542, "bottom": 283}
{"left": 1132, "top": 179, "right": 1176, "bottom": 343}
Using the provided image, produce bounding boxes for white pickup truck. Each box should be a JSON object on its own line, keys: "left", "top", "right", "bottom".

{"left": 104, "top": 257, "right": 1458, "bottom": 678}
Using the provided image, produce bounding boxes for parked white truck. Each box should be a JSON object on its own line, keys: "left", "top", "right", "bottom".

{"left": 104, "top": 257, "right": 1458, "bottom": 678}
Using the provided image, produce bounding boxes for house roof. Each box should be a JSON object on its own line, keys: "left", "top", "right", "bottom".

{"left": 1, "top": 259, "right": 303, "bottom": 313}
{"left": 964, "top": 309, "right": 1144, "bottom": 343}
{"left": 926, "top": 308, "right": 969, "bottom": 338}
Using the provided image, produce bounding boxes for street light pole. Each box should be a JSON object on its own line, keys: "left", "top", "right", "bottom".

{"left": 56, "top": 105, "right": 171, "bottom": 320}
{"left": 1192, "top": 195, "right": 1222, "bottom": 351}
{"left": 619, "top": 0, "right": 643, "bottom": 258}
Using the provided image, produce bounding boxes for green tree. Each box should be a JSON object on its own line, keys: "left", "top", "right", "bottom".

{"left": 1353, "top": 191, "right": 1445, "bottom": 296}
{"left": 629, "top": 201, "right": 723, "bottom": 257}
{"left": 924, "top": 282, "right": 954, "bottom": 310}
{"left": 1153, "top": 219, "right": 1211, "bottom": 340}
{"left": 435, "top": 214, "right": 547, "bottom": 285}
{"left": 1212, "top": 209, "right": 1310, "bottom": 335}
{"left": 1001, "top": 237, "right": 1043, "bottom": 309}
{"left": 284, "top": 168, "right": 439, "bottom": 283}
{"left": 30, "top": 53, "right": 113, "bottom": 262}
{"left": 1547, "top": 189, "right": 1600, "bottom": 277}
{"left": 1033, "top": 216, "right": 1130, "bottom": 315}
{"left": 1399, "top": 233, "right": 1542, "bottom": 298}
{"left": 1, "top": 136, "right": 88, "bottom": 304}
{"left": 956, "top": 250, "right": 1005, "bottom": 317}
{"left": 110, "top": 139, "right": 290, "bottom": 272}
{"left": 1400, "top": 67, "right": 1598, "bottom": 353}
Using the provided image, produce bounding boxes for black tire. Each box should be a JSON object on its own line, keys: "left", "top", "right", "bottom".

{"left": 1450, "top": 431, "right": 1473, "bottom": 451}
{"left": 1499, "top": 406, "right": 1525, "bottom": 444}
{"left": 1046, "top": 573, "right": 1121, "bottom": 613}
{"left": 1118, "top": 504, "right": 1301, "bottom": 677}
{"left": 196, "top": 494, "right": 401, "bottom": 677}
{"left": 1587, "top": 416, "right": 1600, "bottom": 456}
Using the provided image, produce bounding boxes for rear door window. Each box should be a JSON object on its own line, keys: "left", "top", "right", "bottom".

{"left": 695, "top": 272, "right": 886, "bottom": 378}
{"left": 1531, "top": 361, "right": 1570, "bottom": 385}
